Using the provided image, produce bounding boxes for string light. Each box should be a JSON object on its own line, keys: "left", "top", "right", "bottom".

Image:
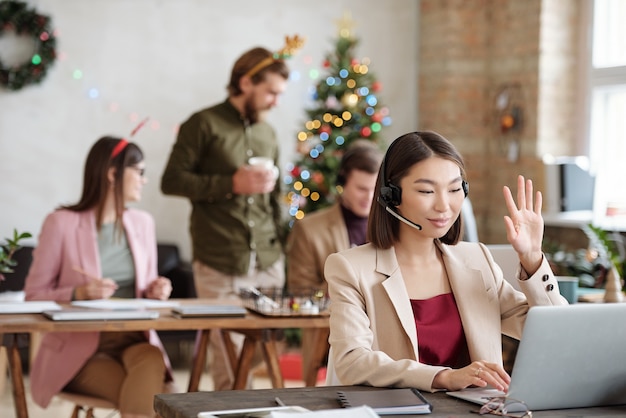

{"left": 55, "top": 38, "right": 315, "bottom": 136}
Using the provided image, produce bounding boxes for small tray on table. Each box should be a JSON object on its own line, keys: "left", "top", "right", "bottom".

{"left": 239, "top": 287, "right": 329, "bottom": 317}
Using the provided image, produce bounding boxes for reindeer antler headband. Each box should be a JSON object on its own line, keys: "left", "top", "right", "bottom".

{"left": 110, "top": 117, "right": 150, "bottom": 159}
{"left": 244, "top": 34, "right": 305, "bottom": 78}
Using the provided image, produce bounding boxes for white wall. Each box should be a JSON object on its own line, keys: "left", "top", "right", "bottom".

{"left": 0, "top": 0, "right": 419, "bottom": 261}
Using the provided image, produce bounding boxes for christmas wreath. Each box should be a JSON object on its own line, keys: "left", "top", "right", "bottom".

{"left": 0, "top": 0, "right": 57, "bottom": 91}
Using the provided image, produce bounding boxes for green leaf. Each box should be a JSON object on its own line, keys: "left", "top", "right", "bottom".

{"left": 1, "top": 229, "right": 31, "bottom": 273}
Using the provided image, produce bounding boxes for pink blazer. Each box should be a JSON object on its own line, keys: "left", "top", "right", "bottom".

{"left": 24, "top": 208, "right": 172, "bottom": 408}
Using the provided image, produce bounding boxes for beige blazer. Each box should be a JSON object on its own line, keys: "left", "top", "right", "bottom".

{"left": 286, "top": 203, "right": 350, "bottom": 292}
{"left": 324, "top": 241, "right": 567, "bottom": 391}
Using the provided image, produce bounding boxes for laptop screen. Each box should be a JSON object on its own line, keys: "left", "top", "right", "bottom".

{"left": 449, "top": 304, "right": 626, "bottom": 411}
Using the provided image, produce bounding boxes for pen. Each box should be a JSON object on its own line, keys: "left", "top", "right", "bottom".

{"left": 73, "top": 266, "right": 118, "bottom": 293}
{"left": 274, "top": 397, "right": 286, "bottom": 407}
{"left": 73, "top": 266, "right": 100, "bottom": 281}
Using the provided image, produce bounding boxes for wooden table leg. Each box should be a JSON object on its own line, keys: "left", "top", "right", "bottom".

{"left": 7, "top": 334, "right": 29, "bottom": 418}
{"left": 187, "top": 329, "right": 211, "bottom": 392}
{"left": 231, "top": 335, "right": 257, "bottom": 390}
{"left": 0, "top": 345, "right": 7, "bottom": 394}
{"left": 259, "top": 330, "right": 284, "bottom": 389}
{"left": 304, "top": 327, "right": 330, "bottom": 387}
{"left": 221, "top": 330, "right": 238, "bottom": 373}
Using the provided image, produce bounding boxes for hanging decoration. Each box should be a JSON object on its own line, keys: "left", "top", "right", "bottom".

{"left": 494, "top": 83, "right": 524, "bottom": 162}
{"left": 0, "top": 0, "right": 57, "bottom": 91}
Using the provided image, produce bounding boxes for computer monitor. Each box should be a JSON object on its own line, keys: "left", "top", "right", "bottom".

{"left": 543, "top": 156, "right": 595, "bottom": 213}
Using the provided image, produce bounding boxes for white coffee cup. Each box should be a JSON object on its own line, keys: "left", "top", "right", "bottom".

{"left": 248, "top": 157, "right": 279, "bottom": 180}
{"left": 248, "top": 157, "right": 274, "bottom": 169}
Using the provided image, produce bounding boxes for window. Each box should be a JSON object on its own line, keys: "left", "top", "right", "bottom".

{"left": 589, "top": 0, "right": 626, "bottom": 228}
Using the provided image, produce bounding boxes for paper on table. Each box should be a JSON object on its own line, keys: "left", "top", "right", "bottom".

{"left": 0, "top": 290, "right": 25, "bottom": 302}
{"left": 270, "top": 406, "right": 379, "bottom": 417}
{"left": 0, "top": 301, "right": 62, "bottom": 314}
{"left": 71, "top": 298, "right": 180, "bottom": 310}
{"left": 197, "top": 405, "right": 310, "bottom": 417}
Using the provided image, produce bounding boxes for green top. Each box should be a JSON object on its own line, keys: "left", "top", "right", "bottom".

{"left": 161, "top": 100, "right": 284, "bottom": 275}
{"left": 97, "top": 223, "right": 135, "bottom": 298}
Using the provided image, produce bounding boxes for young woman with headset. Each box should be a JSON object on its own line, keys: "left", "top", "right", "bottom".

{"left": 323, "top": 131, "right": 567, "bottom": 393}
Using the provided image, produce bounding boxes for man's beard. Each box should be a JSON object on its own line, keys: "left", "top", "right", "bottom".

{"left": 243, "top": 96, "right": 260, "bottom": 124}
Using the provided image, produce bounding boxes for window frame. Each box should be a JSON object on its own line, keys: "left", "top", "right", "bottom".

{"left": 585, "top": 0, "right": 626, "bottom": 230}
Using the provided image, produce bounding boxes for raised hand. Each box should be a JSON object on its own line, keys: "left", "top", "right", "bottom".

{"left": 502, "top": 175, "right": 544, "bottom": 274}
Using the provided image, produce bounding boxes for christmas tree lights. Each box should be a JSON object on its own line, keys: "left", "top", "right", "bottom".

{"left": 285, "top": 13, "right": 391, "bottom": 224}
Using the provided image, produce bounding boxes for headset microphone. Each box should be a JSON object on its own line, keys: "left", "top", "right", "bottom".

{"left": 377, "top": 197, "right": 423, "bottom": 231}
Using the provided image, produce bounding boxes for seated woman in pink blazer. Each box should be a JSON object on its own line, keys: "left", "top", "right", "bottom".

{"left": 325, "top": 131, "right": 568, "bottom": 393}
{"left": 25, "top": 136, "right": 174, "bottom": 418}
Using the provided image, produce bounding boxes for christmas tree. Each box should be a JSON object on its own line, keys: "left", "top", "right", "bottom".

{"left": 285, "top": 14, "right": 392, "bottom": 225}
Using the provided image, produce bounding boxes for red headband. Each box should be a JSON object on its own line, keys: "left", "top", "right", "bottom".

{"left": 110, "top": 117, "right": 150, "bottom": 159}
{"left": 111, "top": 139, "right": 128, "bottom": 158}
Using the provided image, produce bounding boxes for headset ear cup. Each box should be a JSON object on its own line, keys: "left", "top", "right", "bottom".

{"left": 388, "top": 183, "right": 402, "bottom": 206}
{"left": 380, "top": 186, "right": 394, "bottom": 205}
{"left": 380, "top": 184, "right": 401, "bottom": 206}
{"left": 462, "top": 180, "right": 469, "bottom": 198}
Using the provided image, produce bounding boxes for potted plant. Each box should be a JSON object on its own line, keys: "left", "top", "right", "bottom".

{"left": 583, "top": 224, "right": 625, "bottom": 302}
{"left": 543, "top": 241, "right": 605, "bottom": 289}
{"left": 0, "top": 229, "right": 32, "bottom": 281}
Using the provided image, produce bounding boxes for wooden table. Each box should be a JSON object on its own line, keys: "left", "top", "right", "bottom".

{"left": 154, "top": 385, "right": 626, "bottom": 418}
{"left": 0, "top": 300, "right": 329, "bottom": 418}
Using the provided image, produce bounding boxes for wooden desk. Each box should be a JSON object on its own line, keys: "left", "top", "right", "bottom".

{"left": 154, "top": 385, "right": 626, "bottom": 418}
{"left": 0, "top": 300, "right": 329, "bottom": 418}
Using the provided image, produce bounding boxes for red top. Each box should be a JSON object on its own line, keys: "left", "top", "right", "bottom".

{"left": 410, "top": 293, "right": 470, "bottom": 368}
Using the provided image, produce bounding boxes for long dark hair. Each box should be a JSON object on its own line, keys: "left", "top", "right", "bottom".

{"left": 368, "top": 131, "right": 467, "bottom": 248}
{"left": 61, "top": 136, "right": 143, "bottom": 233}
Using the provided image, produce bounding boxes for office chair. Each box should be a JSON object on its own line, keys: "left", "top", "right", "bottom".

{"left": 56, "top": 391, "right": 117, "bottom": 418}
{"left": 461, "top": 198, "right": 479, "bottom": 242}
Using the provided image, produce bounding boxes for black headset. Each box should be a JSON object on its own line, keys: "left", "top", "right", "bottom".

{"left": 378, "top": 140, "right": 469, "bottom": 209}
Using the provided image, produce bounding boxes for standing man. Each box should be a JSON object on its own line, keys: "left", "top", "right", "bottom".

{"left": 161, "top": 36, "right": 304, "bottom": 390}
{"left": 286, "top": 139, "right": 383, "bottom": 385}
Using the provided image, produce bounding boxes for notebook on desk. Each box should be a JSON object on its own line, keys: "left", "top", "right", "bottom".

{"left": 0, "top": 301, "right": 62, "bottom": 313}
{"left": 337, "top": 387, "right": 432, "bottom": 415}
{"left": 447, "top": 303, "right": 626, "bottom": 411}
{"left": 42, "top": 309, "right": 159, "bottom": 321}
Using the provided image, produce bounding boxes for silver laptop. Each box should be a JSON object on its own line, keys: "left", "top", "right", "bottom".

{"left": 172, "top": 304, "right": 247, "bottom": 318}
{"left": 448, "top": 303, "right": 626, "bottom": 411}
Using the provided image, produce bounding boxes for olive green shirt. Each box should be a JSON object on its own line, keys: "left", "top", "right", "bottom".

{"left": 161, "top": 100, "right": 283, "bottom": 275}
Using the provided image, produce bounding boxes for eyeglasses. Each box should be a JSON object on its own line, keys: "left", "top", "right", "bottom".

{"left": 472, "top": 397, "right": 532, "bottom": 418}
{"left": 128, "top": 167, "right": 146, "bottom": 177}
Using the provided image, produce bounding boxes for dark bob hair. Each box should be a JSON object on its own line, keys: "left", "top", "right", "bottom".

{"left": 367, "top": 131, "right": 467, "bottom": 248}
